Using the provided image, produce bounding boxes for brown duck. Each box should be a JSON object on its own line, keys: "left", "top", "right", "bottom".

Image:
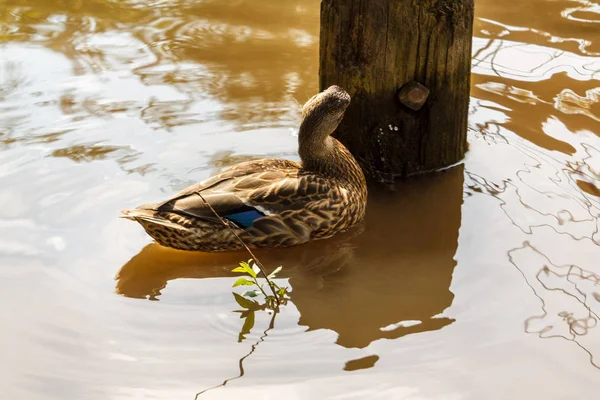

{"left": 121, "top": 85, "right": 367, "bottom": 252}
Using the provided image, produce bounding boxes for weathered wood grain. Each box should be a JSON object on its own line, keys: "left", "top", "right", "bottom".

{"left": 320, "top": 0, "right": 474, "bottom": 181}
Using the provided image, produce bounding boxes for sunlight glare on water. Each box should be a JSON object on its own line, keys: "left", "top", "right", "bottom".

{"left": 1, "top": 0, "right": 599, "bottom": 399}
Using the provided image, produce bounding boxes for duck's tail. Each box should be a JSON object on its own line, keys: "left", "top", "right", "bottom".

{"left": 120, "top": 208, "right": 190, "bottom": 232}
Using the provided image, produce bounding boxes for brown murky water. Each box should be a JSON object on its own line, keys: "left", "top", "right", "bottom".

{"left": 1, "top": 0, "right": 599, "bottom": 398}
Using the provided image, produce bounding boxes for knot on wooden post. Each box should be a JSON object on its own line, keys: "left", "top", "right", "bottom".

{"left": 397, "top": 81, "right": 430, "bottom": 111}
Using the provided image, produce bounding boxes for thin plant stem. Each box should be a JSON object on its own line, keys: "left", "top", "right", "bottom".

{"left": 194, "top": 310, "right": 278, "bottom": 399}
{"left": 251, "top": 276, "right": 268, "bottom": 298}
{"left": 193, "top": 192, "right": 280, "bottom": 306}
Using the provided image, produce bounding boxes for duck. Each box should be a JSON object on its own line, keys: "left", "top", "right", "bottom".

{"left": 120, "top": 85, "right": 367, "bottom": 252}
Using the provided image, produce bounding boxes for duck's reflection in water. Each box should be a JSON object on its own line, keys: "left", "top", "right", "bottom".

{"left": 116, "top": 165, "right": 464, "bottom": 349}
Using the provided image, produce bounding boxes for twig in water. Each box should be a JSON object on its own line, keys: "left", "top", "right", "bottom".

{"left": 193, "top": 192, "right": 280, "bottom": 306}
{"left": 194, "top": 311, "right": 277, "bottom": 399}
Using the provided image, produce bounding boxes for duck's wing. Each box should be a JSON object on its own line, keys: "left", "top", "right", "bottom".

{"left": 143, "top": 167, "right": 339, "bottom": 229}
{"left": 134, "top": 159, "right": 306, "bottom": 227}
{"left": 244, "top": 173, "right": 340, "bottom": 214}
{"left": 235, "top": 174, "right": 343, "bottom": 238}
{"left": 157, "top": 158, "right": 301, "bottom": 206}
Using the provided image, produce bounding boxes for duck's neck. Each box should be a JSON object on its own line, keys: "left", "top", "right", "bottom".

{"left": 298, "top": 125, "right": 365, "bottom": 188}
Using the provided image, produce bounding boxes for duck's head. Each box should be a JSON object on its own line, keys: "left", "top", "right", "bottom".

{"left": 298, "top": 86, "right": 364, "bottom": 182}
{"left": 299, "top": 85, "right": 351, "bottom": 146}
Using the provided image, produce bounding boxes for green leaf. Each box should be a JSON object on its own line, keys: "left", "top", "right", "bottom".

{"left": 267, "top": 266, "right": 283, "bottom": 280}
{"left": 233, "top": 292, "right": 258, "bottom": 309}
{"left": 242, "top": 289, "right": 260, "bottom": 298}
{"left": 244, "top": 262, "right": 258, "bottom": 278}
{"left": 232, "top": 277, "right": 254, "bottom": 288}
{"left": 238, "top": 310, "right": 255, "bottom": 342}
{"left": 232, "top": 261, "right": 257, "bottom": 278}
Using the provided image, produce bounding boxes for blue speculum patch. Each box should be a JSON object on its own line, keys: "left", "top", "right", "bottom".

{"left": 225, "top": 210, "right": 264, "bottom": 228}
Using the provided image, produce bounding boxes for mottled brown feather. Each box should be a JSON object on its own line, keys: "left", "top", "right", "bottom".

{"left": 121, "top": 86, "right": 367, "bottom": 252}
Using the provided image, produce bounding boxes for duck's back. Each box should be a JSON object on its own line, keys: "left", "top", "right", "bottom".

{"left": 121, "top": 157, "right": 363, "bottom": 251}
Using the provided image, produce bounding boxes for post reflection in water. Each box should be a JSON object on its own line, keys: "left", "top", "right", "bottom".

{"left": 4, "top": 0, "right": 600, "bottom": 397}
{"left": 116, "top": 165, "right": 463, "bottom": 350}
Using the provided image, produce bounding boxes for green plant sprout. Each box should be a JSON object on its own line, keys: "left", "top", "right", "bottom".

{"left": 193, "top": 194, "right": 292, "bottom": 397}
{"left": 195, "top": 263, "right": 290, "bottom": 399}
{"left": 231, "top": 260, "right": 290, "bottom": 342}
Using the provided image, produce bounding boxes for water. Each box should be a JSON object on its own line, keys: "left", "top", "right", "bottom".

{"left": 1, "top": 0, "right": 599, "bottom": 398}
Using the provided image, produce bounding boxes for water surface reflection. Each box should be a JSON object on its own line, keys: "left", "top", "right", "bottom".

{"left": 117, "top": 166, "right": 463, "bottom": 349}
{"left": 2, "top": 0, "right": 600, "bottom": 398}
{"left": 1, "top": 0, "right": 319, "bottom": 127}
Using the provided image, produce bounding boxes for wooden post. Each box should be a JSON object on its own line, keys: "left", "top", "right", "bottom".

{"left": 320, "top": 0, "right": 474, "bottom": 181}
